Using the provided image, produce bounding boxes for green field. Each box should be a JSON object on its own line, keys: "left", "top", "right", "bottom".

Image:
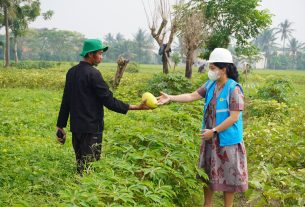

{"left": 0, "top": 64, "right": 304, "bottom": 206}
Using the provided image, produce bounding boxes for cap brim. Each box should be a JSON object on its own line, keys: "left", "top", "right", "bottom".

{"left": 80, "top": 51, "right": 86, "bottom": 57}
{"left": 80, "top": 46, "right": 109, "bottom": 57}
{"left": 102, "top": 46, "right": 108, "bottom": 52}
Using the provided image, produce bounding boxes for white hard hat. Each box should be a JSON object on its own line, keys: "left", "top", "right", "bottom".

{"left": 207, "top": 48, "right": 233, "bottom": 63}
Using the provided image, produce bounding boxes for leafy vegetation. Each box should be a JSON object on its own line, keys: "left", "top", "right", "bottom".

{"left": 144, "top": 73, "right": 199, "bottom": 96}
{"left": 0, "top": 64, "right": 304, "bottom": 206}
{"left": 125, "top": 62, "right": 140, "bottom": 73}
{"left": 10, "top": 61, "right": 60, "bottom": 69}
{"left": 256, "top": 78, "right": 294, "bottom": 103}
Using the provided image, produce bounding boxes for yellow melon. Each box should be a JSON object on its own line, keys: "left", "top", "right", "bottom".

{"left": 142, "top": 92, "right": 158, "bottom": 109}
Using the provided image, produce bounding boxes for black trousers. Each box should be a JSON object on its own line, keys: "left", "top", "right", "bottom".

{"left": 72, "top": 132, "right": 102, "bottom": 174}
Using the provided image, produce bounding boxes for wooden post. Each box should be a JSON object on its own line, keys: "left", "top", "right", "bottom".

{"left": 112, "top": 57, "right": 129, "bottom": 89}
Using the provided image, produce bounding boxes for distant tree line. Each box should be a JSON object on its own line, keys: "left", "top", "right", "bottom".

{"left": 253, "top": 19, "right": 305, "bottom": 70}
{"left": 0, "top": 28, "right": 162, "bottom": 64}
{"left": 103, "top": 29, "right": 160, "bottom": 64}
{"left": 0, "top": 28, "right": 85, "bottom": 62}
{"left": 0, "top": 0, "right": 161, "bottom": 65}
{"left": 1, "top": 0, "right": 303, "bottom": 72}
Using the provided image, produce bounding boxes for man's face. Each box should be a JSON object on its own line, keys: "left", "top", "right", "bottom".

{"left": 90, "top": 50, "right": 103, "bottom": 66}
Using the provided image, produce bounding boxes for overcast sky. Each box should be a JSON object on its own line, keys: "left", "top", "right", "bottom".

{"left": 25, "top": 0, "right": 305, "bottom": 43}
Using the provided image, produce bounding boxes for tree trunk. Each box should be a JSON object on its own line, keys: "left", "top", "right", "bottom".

{"left": 282, "top": 38, "right": 286, "bottom": 55}
{"left": 4, "top": 5, "right": 10, "bottom": 67}
{"left": 162, "top": 54, "right": 169, "bottom": 74}
{"left": 13, "top": 35, "right": 18, "bottom": 64}
{"left": 2, "top": 47, "right": 4, "bottom": 65}
{"left": 112, "top": 57, "right": 129, "bottom": 89}
{"left": 185, "top": 49, "right": 194, "bottom": 79}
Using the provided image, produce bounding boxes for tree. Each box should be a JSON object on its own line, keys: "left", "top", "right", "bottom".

{"left": 296, "top": 53, "right": 305, "bottom": 70}
{"left": 104, "top": 38, "right": 136, "bottom": 62}
{"left": 190, "top": 0, "right": 272, "bottom": 59}
{"left": 254, "top": 28, "right": 278, "bottom": 68}
{"left": 10, "top": 0, "right": 53, "bottom": 63}
{"left": 143, "top": 0, "right": 178, "bottom": 74}
{"left": 0, "top": 0, "right": 17, "bottom": 67}
{"left": 171, "top": 52, "right": 181, "bottom": 71}
{"left": 287, "top": 38, "right": 304, "bottom": 57}
{"left": 133, "top": 28, "right": 154, "bottom": 63}
{"left": 104, "top": 33, "right": 115, "bottom": 44}
{"left": 175, "top": 3, "right": 209, "bottom": 78}
{"left": 18, "top": 28, "right": 85, "bottom": 61}
{"left": 0, "top": 0, "right": 53, "bottom": 66}
{"left": 277, "top": 19, "right": 294, "bottom": 54}
{"left": 115, "top": 33, "right": 124, "bottom": 42}
{"left": 103, "top": 32, "right": 156, "bottom": 64}
{"left": 111, "top": 57, "right": 129, "bottom": 89}
{"left": 235, "top": 44, "right": 261, "bottom": 76}
{"left": 287, "top": 38, "right": 305, "bottom": 69}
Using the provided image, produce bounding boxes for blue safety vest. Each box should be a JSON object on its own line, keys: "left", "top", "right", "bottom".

{"left": 202, "top": 79, "right": 244, "bottom": 147}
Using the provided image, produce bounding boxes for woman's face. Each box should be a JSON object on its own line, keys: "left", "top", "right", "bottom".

{"left": 209, "top": 63, "right": 226, "bottom": 79}
{"left": 209, "top": 63, "right": 219, "bottom": 71}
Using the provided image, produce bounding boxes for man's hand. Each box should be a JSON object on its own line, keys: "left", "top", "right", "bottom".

{"left": 129, "top": 100, "right": 152, "bottom": 110}
{"left": 56, "top": 127, "right": 66, "bottom": 144}
{"left": 140, "top": 100, "right": 152, "bottom": 110}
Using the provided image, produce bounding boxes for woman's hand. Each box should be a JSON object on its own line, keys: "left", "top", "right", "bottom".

{"left": 200, "top": 129, "right": 214, "bottom": 140}
{"left": 157, "top": 92, "right": 171, "bottom": 105}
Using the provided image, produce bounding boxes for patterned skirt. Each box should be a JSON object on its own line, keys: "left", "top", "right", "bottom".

{"left": 198, "top": 135, "right": 248, "bottom": 192}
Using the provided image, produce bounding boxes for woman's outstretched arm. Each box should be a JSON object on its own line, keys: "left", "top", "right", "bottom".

{"left": 157, "top": 91, "right": 203, "bottom": 105}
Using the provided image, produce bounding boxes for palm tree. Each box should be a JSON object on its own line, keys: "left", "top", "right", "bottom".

{"left": 115, "top": 33, "right": 124, "bottom": 42}
{"left": 277, "top": 19, "right": 294, "bottom": 54}
{"left": 287, "top": 38, "right": 305, "bottom": 69}
{"left": 254, "top": 28, "right": 278, "bottom": 68}
{"left": 133, "top": 28, "right": 153, "bottom": 63}
{"left": 104, "top": 33, "right": 115, "bottom": 44}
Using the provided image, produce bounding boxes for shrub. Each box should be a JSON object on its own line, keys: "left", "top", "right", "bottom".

{"left": 126, "top": 62, "right": 139, "bottom": 73}
{"left": 10, "top": 61, "right": 57, "bottom": 69}
{"left": 144, "top": 74, "right": 193, "bottom": 96}
{"left": 192, "top": 73, "right": 209, "bottom": 89}
{"left": 256, "top": 78, "right": 293, "bottom": 103}
{"left": 246, "top": 99, "right": 289, "bottom": 121}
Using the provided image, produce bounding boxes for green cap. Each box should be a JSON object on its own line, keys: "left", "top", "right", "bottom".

{"left": 80, "top": 39, "right": 108, "bottom": 57}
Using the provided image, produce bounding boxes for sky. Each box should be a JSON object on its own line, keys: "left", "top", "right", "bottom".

{"left": 25, "top": 0, "right": 305, "bottom": 43}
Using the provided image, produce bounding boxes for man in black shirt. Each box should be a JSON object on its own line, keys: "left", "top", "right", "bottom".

{"left": 56, "top": 39, "right": 150, "bottom": 174}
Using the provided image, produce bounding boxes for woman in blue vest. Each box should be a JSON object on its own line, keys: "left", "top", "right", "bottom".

{"left": 157, "top": 48, "right": 248, "bottom": 207}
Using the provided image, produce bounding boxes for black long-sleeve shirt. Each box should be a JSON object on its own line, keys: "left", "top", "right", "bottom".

{"left": 57, "top": 61, "right": 129, "bottom": 133}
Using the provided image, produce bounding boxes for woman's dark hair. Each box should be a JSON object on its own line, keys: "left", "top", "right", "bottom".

{"left": 213, "top": 62, "right": 239, "bottom": 82}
